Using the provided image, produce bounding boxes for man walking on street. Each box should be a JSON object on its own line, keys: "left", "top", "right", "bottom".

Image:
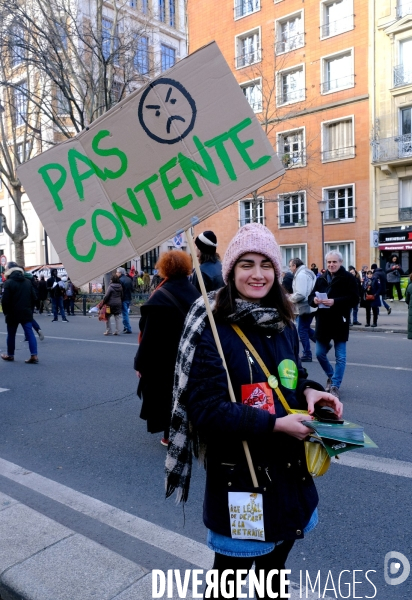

{"left": 289, "top": 258, "right": 317, "bottom": 362}
{"left": 1, "top": 262, "right": 39, "bottom": 363}
{"left": 116, "top": 267, "right": 133, "bottom": 334}
{"left": 308, "top": 252, "right": 358, "bottom": 399}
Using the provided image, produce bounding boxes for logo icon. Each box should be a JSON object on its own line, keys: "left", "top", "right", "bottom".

{"left": 138, "top": 78, "right": 197, "bottom": 145}
{"left": 384, "top": 551, "right": 410, "bottom": 586}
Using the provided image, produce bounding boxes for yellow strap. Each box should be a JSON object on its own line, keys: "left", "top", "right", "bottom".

{"left": 231, "top": 324, "right": 294, "bottom": 415}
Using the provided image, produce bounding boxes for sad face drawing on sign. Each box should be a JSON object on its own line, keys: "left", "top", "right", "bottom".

{"left": 138, "top": 78, "right": 197, "bottom": 145}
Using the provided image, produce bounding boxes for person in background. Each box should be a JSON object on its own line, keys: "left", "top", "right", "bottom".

{"left": 385, "top": 255, "right": 404, "bottom": 301}
{"left": 348, "top": 267, "right": 362, "bottom": 326}
{"left": 361, "top": 265, "right": 369, "bottom": 282}
{"left": 47, "top": 268, "right": 69, "bottom": 322}
{"left": 23, "top": 270, "right": 44, "bottom": 341}
{"left": 1, "top": 262, "right": 39, "bottom": 363}
{"left": 116, "top": 267, "right": 133, "bottom": 334}
{"left": 405, "top": 273, "right": 412, "bottom": 340}
{"left": 135, "top": 251, "right": 200, "bottom": 446}
{"left": 281, "top": 267, "right": 294, "bottom": 294}
{"left": 165, "top": 224, "right": 342, "bottom": 598}
{"left": 37, "top": 275, "right": 48, "bottom": 314}
{"left": 99, "top": 274, "right": 123, "bottom": 335}
{"left": 191, "top": 230, "right": 224, "bottom": 293}
{"left": 362, "top": 270, "right": 381, "bottom": 327}
{"left": 65, "top": 277, "right": 77, "bottom": 316}
{"left": 371, "top": 263, "right": 391, "bottom": 315}
{"left": 142, "top": 270, "right": 151, "bottom": 292}
{"left": 289, "top": 258, "right": 317, "bottom": 362}
{"left": 310, "top": 263, "right": 318, "bottom": 276}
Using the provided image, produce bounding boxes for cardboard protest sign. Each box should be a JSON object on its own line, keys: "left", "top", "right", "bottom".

{"left": 17, "top": 42, "right": 284, "bottom": 285}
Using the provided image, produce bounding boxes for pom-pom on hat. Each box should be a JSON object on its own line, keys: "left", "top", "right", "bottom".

{"left": 221, "top": 223, "right": 283, "bottom": 284}
{"left": 195, "top": 230, "right": 217, "bottom": 255}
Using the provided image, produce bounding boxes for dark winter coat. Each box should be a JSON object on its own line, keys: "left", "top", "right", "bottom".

{"left": 37, "top": 279, "right": 48, "bottom": 301}
{"left": 119, "top": 274, "right": 134, "bottom": 302}
{"left": 386, "top": 257, "right": 404, "bottom": 283}
{"left": 308, "top": 266, "right": 359, "bottom": 343}
{"left": 103, "top": 283, "right": 123, "bottom": 315}
{"left": 134, "top": 277, "right": 200, "bottom": 433}
{"left": 361, "top": 277, "right": 381, "bottom": 308}
{"left": 282, "top": 271, "right": 294, "bottom": 294}
{"left": 372, "top": 267, "right": 387, "bottom": 296}
{"left": 1, "top": 268, "right": 37, "bottom": 325}
{"left": 47, "top": 273, "right": 63, "bottom": 298}
{"left": 405, "top": 282, "right": 412, "bottom": 340}
{"left": 192, "top": 259, "right": 224, "bottom": 293}
{"left": 186, "top": 321, "right": 323, "bottom": 542}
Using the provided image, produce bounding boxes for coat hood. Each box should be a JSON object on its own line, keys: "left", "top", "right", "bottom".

{"left": 4, "top": 266, "right": 24, "bottom": 279}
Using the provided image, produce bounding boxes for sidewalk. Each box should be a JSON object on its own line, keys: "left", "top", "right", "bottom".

{"left": 350, "top": 300, "right": 408, "bottom": 334}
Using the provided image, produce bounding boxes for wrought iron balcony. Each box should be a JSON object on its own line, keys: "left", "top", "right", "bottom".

{"left": 399, "top": 207, "right": 412, "bottom": 221}
{"left": 397, "top": 1, "right": 412, "bottom": 17}
{"left": 279, "top": 213, "right": 307, "bottom": 227}
{"left": 235, "top": 48, "right": 261, "bottom": 68}
{"left": 277, "top": 87, "right": 305, "bottom": 105}
{"left": 372, "top": 134, "right": 412, "bottom": 163}
{"left": 275, "top": 33, "right": 304, "bottom": 55}
{"left": 321, "top": 74, "right": 354, "bottom": 93}
{"left": 234, "top": 0, "right": 260, "bottom": 19}
{"left": 322, "top": 146, "right": 355, "bottom": 161}
{"left": 320, "top": 14, "right": 354, "bottom": 38}
{"left": 394, "top": 64, "right": 412, "bottom": 87}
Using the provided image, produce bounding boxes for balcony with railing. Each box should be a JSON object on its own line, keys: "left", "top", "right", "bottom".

{"left": 397, "top": 1, "right": 412, "bottom": 17}
{"left": 394, "top": 64, "right": 412, "bottom": 87}
{"left": 277, "top": 87, "right": 305, "bottom": 106}
{"left": 322, "top": 145, "right": 355, "bottom": 161}
{"left": 279, "top": 213, "right": 307, "bottom": 227}
{"left": 320, "top": 14, "right": 354, "bottom": 38}
{"left": 321, "top": 74, "right": 354, "bottom": 93}
{"left": 372, "top": 134, "right": 412, "bottom": 164}
{"left": 275, "top": 33, "right": 304, "bottom": 55}
{"left": 235, "top": 48, "right": 261, "bottom": 69}
{"left": 399, "top": 207, "right": 412, "bottom": 221}
{"left": 324, "top": 205, "right": 356, "bottom": 222}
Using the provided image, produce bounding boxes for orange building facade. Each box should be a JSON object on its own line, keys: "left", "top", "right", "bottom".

{"left": 188, "top": 0, "right": 370, "bottom": 270}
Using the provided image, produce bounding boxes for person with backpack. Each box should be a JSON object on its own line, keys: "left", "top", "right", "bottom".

{"left": 289, "top": 258, "right": 317, "bottom": 362}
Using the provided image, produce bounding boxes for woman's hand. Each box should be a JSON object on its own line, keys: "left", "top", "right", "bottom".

{"left": 274, "top": 414, "right": 314, "bottom": 440}
{"left": 135, "top": 371, "right": 141, "bottom": 379}
{"left": 303, "top": 388, "right": 343, "bottom": 419}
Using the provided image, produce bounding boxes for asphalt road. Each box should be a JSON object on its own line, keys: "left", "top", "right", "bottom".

{"left": 0, "top": 313, "right": 411, "bottom": 599}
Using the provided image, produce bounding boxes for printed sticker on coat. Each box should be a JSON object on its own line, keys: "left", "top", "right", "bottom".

{"left": 228, "top": 492, "right": 265, "bottom": 540}
{"left": 241, "top": 382, "right": 275, "bottom": 414}
{"left": 278, "top": 359, "right": 298, "bottom": 389}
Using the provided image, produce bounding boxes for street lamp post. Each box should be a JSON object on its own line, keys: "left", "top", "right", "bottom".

{"left": 317, "top": 199, "right": 327, "bottom": 268}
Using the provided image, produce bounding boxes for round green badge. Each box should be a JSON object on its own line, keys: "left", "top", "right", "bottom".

{"left": 278, "top": 359, "right": 298, "bottom": 390}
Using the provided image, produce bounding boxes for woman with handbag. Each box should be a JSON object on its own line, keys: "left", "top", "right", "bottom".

{"left": 165, "top": 224, "right": 342, "bottom": 599}
{"left": 99, "top": 274, "right": 123, "bottom": 335}
{"left": 362, "top": 270, "right": 381, "bottom": 328}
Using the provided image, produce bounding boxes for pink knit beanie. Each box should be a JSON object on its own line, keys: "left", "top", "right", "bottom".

{"left": 221, "top": 223, "right": 283, "bottom": 283}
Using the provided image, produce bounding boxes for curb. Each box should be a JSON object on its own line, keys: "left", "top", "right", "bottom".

{"left": 350, "top": 325, "right": 407, "bottom": 335}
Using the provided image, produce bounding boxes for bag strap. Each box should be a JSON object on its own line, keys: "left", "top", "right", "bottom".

{"left": 157, "top": 287, "right": 187, "bottom": 318}
{"left": 231, "top": 324, "right": 293, "bottom": 415}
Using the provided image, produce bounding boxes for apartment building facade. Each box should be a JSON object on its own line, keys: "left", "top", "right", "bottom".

{"left": 371, "top": 0, "right": 412, "bottom": 276}
{"left": 0, "top": 0, "right": 187, "bottom": 274}
{"left": 188, "top": 0, "right": 371, "bottom": 270}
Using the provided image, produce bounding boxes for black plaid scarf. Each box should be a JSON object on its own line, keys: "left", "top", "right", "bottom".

{"left": 165, "top": 292, "right": 285, "bottom": 503}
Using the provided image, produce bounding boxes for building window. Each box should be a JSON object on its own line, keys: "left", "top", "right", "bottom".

{"left": 323, "top": 185, "right": 355, "bottom": 222}
{"left": 56, "top": 88, "right": 70, "bottom": 115}
{"left": 54, "top": 20, "right": 68, "bottom": 51}
{"left": 235, "top": 30, "right": 261, "bottom": 69}
{"left": 160, "top": 44, "right": 175, "bottom": 71}
{"left": 14, "top": 83, "right": 27, "bottom": 127}
{"left": 239, "top": 198, "right": 264, "bottom": 226}
{"left": 278, "top": 192, "right": 306, "bottom": 227}
{"left": 134, "top": 36, "right": 150, "bottom": 74}
{"left": 322, "top": 117, "right": 354, "bottom": 161}
{"left": 141, "top": 247, "right": 160, "bottom": 274}
{"left": 275, "top": 12, "right": 304, "bottom": 54}
{"left": 277, "top": 128, "right": 305, "bottom": 167}
{"left": 394, "top": 38, "right": 412, "bottom": 87}
{"left": 102, "top": 19, "right": 119, "bottom": 62}
{"left": 159, "top": 0, "right": 165, "bottom": 22}
{"left": 321, "top": 50, "right": 354, "bottom": 93}
{"left": 399, "top": 107, "right": 412, "bottom": 157}
{"left": 325, "top": 242, "right": 354, "bottom": 269}
{"left": 399, "top": 178, "right": 412, "bottom": 220}
{"left": 16, "top": 142, "right": 29, "bottom": 164}
{"left": 280, "top": 245, "right": 307, "bottom": 266}
{"left": 241, "top": 80, "right": 262, "bottom": 112}
{"left": 234, "top": 0, "right": 260, "bottom": 20}
{"left": 141, "top": 0, "right": 148, "bottom": 13}
{"left": 129, "top": 0, "right": 136, "bottom": 8}
{"left": 320, "top": 0, "right": 353, "bottom": 39}
{"left": 277, "top": 65, "right": 305, "bottom": 105}
{"left": 397, "top": 1, "right": 412, "bottom": 18}
{"left": 11, "top": 26, "right": 25, "bottom": 67}
{"left": 169, "top": 0, "right": 175, "bottom": 26}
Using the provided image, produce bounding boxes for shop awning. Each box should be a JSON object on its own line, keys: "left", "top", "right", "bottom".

{"left": 379, "top": 243, "right": 412, "bottom": 251}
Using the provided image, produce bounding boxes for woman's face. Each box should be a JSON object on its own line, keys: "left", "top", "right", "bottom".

{"left": 233, "top": 253, "right": 275, "bottom": 303}
{"left": 350, "top": 269, "right": 356, "bottom": 276}
{"left": 392, "top": 256, "right": 397, "bottom": 262}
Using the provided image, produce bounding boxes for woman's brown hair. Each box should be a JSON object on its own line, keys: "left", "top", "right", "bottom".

{"left": 156, "top": 250, "right": 192, "bottom": 279}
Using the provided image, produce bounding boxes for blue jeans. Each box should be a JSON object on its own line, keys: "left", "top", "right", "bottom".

{"left": 297, "top": 313, "right": 316, "bottom": 358}
{"left": 122, "top": 300, "right": 132, "bottom": 332}
{"left": 380, "top": 296, "right": 390, "bottom": 310}
{"left": 316, "top": 340, "right": 347, "bottom": 389}
{"left": 350, "top": 305, "right": 359, "bottom": 323}
{"left": 52, "top": 296, "right": 66, "bottom": 320}
{"left": 7, "top": 322, "right": 37, "bottom": 357}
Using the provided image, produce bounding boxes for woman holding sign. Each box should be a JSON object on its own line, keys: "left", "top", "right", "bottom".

{"left": 166, "top": 224, "right": 342, "bottom": 599}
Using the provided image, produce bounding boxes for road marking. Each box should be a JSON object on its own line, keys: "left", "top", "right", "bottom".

{"left": 345, "top": 362, "right": 412, "bottom": 371}
{"left": 335, "top": 453, "right": 412, "bottom": 478}
{"left": 0, "top": 332, "right": 136, "bottom": 346}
